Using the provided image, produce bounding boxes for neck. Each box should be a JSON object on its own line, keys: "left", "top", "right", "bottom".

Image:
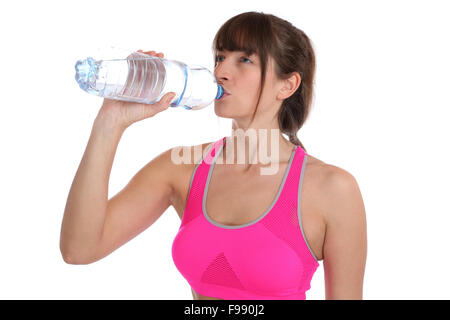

{"left": 221, "top": 125, "right": 294, "bottom": 172}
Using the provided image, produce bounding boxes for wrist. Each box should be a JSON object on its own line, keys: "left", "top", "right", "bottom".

{"left": 93, "top": 112, "right": 127, "bottom": 138}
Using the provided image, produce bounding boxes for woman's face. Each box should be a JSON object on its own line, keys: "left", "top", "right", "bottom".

{"left": 214, "top": 49, "right": 277, "bottom": 120}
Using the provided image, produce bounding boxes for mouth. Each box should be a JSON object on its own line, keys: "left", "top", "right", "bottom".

{"left": 217, "top": 84, "right": 231, "bottom": 99}
{"left": 220, "top": 92, "right": 231, "bottom": 99}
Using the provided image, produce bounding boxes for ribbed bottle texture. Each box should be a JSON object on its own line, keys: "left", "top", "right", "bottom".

{"left": 75, "top": 51, "right": 224, "bottom": 110}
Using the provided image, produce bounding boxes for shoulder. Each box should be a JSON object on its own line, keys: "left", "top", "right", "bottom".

{"left": 166, "top": 141, "right": 216, "bottom": 169}
{"left": 305, "top": 154, "right": 366, "bottom": 226}
{"left": 306, "top": 156, "right": 367, "bottom": 298}
{"left": 155, "top": 141, "right": 215, "bottom": 167}
{"left": 142, "top": 141, "right": 215, "bottom": 182}
{"left": 159, "top": 141, "right": 216, "bottom": 191}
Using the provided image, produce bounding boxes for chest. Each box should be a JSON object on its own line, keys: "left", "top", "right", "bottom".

{"left": 172, "top": 160, "right": 325, "bottom": 261}
{"left": 204, "top": 163, "right": 289, "bottom": 226}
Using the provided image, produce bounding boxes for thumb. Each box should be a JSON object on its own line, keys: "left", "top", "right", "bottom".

{"left": 153, "top": 92, "right": 176, "bottom": 113}
{"left": 166, "top": 92, "right": 176, "bottom": 104}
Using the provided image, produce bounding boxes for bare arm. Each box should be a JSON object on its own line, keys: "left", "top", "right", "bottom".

{"left": 60, "top": 114, "right": 177, "bottom": 264}
{"left": 60, "top": 117, "right": 123, "bottom": 263}
{"left": 322, "top": 167, "right": 367, "bottom": 299}
{"left": 60, "top": 50, "right": 176, "bottom": 264}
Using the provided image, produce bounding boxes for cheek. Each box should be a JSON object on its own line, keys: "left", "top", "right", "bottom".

{"left": 239, "top": 76, "right": 261, "bottom": 101}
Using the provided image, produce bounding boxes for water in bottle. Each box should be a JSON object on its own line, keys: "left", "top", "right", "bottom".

{"left": 74, "top": 51, "right": 224, "bottom": 110}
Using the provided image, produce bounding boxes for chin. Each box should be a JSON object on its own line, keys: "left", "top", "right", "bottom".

{"left": 214, "top": 102, "right": 249, "bottom": 119}
{"left": 214, "top": 103, "right": 232, "bottom": 118}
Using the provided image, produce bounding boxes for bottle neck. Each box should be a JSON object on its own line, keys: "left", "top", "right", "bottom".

{"left": 216, "top": 84, "right": 224, "bottom": 100}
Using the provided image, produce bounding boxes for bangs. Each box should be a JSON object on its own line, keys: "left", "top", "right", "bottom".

{"left": 212, "top": 12, "right": 272, "bottom": 58}
{"left": 212, "top": 12, "right": 275, "bottom": 125}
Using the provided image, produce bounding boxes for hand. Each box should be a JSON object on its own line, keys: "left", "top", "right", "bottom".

{"left": 96, "top": 50, "right": 175, "bottom": 130}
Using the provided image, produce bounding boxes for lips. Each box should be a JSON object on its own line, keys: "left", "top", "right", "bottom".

{"left": 218, "top": 83, "right": 230, "bottom": 94}
{"left": 218, "top": 86, "right": 230, "bottom": 98}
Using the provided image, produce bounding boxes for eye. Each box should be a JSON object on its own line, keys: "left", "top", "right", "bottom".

{"left": 215, "top": 55, "right": 252, "bottom": 64}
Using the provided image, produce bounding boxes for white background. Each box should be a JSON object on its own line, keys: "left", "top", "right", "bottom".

{"left": 0, "top": 0, "right": 449, "bottom": 299}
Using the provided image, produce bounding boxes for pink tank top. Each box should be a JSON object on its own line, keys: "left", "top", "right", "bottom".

{"left": 172, "top": 137, "right": 319, "bottom": 300}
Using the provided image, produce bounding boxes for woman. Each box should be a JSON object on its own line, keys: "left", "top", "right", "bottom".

{"left": 60, "top": 11, "right": 367, "bottom": 300}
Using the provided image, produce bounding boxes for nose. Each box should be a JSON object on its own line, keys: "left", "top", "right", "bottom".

{"left": 214, "top": 59, "right": 230, "bottom": 83}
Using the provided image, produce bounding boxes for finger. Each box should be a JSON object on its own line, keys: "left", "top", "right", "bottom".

{"left": 159, "top": 92, "right": 175, "bottom": 106}
{"left": 152, "top": 92, "right": 175, "bottom": 113}
{"left": 165, "top": 92, "right": 176, "bottom": 103}
{"left": 139, "top": 50, "right": 164, "bottom": 58}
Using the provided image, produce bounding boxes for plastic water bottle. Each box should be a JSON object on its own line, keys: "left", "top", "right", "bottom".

{"left": 74, "top": 51, "right": 224, "bottom": 110}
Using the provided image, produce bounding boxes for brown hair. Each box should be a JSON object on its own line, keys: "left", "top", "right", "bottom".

{"left": 212, "top": 11, "right": 316, "bottom": 151}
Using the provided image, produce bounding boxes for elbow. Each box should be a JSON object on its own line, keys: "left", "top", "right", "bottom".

{"left": 61, "top": 253, "right": 91, "bottom": 265}
{"left": 60, "top": 244, "right": 96, "bottom": 265}
{"left": 61, "top": 250, "right": 94, "bottom": 265}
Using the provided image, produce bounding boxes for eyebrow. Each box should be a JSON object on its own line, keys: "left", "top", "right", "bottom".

{"left": 217, "top": 50, "right": 256, "bottom": 57}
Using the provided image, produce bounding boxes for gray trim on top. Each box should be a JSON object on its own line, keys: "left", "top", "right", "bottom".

{"left": 298, "top": 155, "right": 319, "bottom": 263}
{"left": 202, "top": 142, "right": 297, "bottom": 229}
{"left": 182, "top": 143, "right": 215, "bottom": 219}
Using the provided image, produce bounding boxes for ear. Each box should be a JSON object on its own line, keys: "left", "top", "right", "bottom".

{"left": 277, "top": 72, "right": 301, "bottom": 100}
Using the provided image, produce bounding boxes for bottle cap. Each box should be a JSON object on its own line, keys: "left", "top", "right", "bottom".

{"left": 75, "top": 57, "right": 97, "bottom": 91}
{"left": 216, "top": 84, "right": 224, "bottom": 100}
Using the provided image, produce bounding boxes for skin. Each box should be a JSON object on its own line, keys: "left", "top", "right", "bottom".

{"left": 214, "top": 49, "right": 297, "bottom": 168}
{"left": 60, "top": 49, "right": 367, "bottom": 300}
{"left": 189, "top": 49, "right": 367, "bottom": 299}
